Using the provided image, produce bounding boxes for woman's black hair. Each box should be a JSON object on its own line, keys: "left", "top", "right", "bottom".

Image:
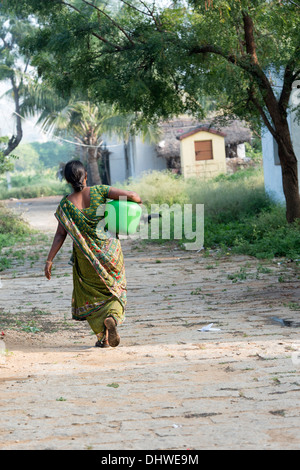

{"left": 64, "top": 160, "right": 87, "bottom": 192}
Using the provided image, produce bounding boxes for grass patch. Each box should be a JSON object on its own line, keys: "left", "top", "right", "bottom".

{"left": 0, "top": 203, "right": 33, "bottom": 256}
{"left": 0, "top": 205, "right": 50, "bottom": 271}
{"left": 186, "top": 168, "right": 269, "bottom": 223}
{"left": 1, "top": 166, "right": 299, "bottom": 261}
{"left": 203, "top": 205, "right": 300, "bottom": 259}
{"left": 123, "top": 168, "right": 300, "bottom": 260}
{"left": 119, "top": 170, "right": 189, "bottom": 206}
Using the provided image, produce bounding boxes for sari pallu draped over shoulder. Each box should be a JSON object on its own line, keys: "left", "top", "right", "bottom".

{"left": 55, "top": 195, "right": 127, "bottom": 321}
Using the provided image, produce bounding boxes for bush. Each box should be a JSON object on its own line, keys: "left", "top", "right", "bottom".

{"left": 119, "top": 170, "right": 188, "bottom": 207}
{"left": 230, "top": 206, "right": 300, "bottom": 259}
{"left": 0, "top": 204, "right": 32, "bottom": 251}
{"left": 186, "top": 169, "right": 270, "bottom": 223}
{"left": 0, "top": 169, "right": 69, "bottom": 200}
{"left": 123, "top": 168, "right": 300, "bottom": 260}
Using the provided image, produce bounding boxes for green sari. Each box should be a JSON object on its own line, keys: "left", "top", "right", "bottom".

{"left": 55, "top": 185, "right": 127, "bottom": 342}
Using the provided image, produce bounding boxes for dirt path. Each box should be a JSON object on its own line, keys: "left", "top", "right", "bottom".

{"left": 0, "top": 196, "right": 300, "bottom": 450}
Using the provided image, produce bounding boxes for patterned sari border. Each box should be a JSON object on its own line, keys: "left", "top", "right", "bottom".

{"left": 55, "top": 200, "right": 127, "bottom": 309}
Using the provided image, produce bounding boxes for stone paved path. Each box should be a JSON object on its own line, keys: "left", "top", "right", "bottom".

{"left": 0, "top": 196, "right": 300, "bottom": 450}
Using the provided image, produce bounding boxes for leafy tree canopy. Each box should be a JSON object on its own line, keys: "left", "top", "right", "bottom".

{"left": 3, "top": 0, "right": 300, "bottom": 131}
{"left": 2, "top": 0, "right": 300, "bottom": 221}
{"left": 0, "top": 10, "right": 39, "bottom": 159}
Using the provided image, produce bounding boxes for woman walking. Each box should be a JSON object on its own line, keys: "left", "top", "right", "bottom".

{"left": 44, "top": 160, "right": 142, "bottom": 348}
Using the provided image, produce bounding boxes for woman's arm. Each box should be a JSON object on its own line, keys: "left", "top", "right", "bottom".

{"left": 44, "top": 222, "right": 68, "bottom": 280}
{"left": 108, "top": 187, "right": 142, "bottom": 204}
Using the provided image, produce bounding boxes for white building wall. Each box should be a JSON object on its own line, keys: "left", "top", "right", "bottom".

{"left": 102, "top": 137, "right": 126, "bottom": 185}
{"left": 262, "top": 129, "right": 285, "bottom": 203}
{"left": 262, "top": 78, "right": 300, "bottom": 203}
{"left": 106, "top": 134, "right": 167, "bottom": 185}
{"left": 290, "top": 80, "right": 300, "bottom": 165}
{"left": 109, "top": 144, "right": 127, "bottom": 184}
{"left": 133, "top": 136, "right": 167, "bottom": 175}
{"left": 236, "top": 143, "right": 246, "bottom": 159}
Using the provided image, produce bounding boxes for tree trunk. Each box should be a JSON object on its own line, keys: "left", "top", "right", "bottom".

{"left": 3, "top": 75, "right": 23, "bottom": 157}
{"left": 277, "top": 134, "right": 300, "bottom": 223}
{"left": 83, "top": 131, "right": 102, "bottom": 186}
{"left": 87, "top": 146, "right": 102, "bottom": 186}
{"left": 124, "top": 139, "right": 130, "bottom": 180}
{"left": 241, "top": 13, "right": 300, "bottom": 223}
{"left": 101, "top": 149, "right": 111, "bottom": 185}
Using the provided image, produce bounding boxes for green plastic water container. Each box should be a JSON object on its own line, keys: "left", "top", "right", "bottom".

{"left": 104, "top": 200, "right": 142, "bottom": 235}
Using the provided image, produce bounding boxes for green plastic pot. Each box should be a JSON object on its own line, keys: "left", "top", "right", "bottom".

{"left": 104, "top": 200, "right": 142, "bottom": 235}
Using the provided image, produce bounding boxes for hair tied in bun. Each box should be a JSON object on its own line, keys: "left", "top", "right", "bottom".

{"left": 64, "top": 160, "right": 87, "bottom": 192}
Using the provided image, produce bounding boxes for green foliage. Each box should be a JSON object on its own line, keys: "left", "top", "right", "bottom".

{"left": 13, "top": 141, "right": 73, "bottom": 171}
{"left": 107, "top": 383, "right": 120, "bottom": 389}
{"left": 0, "top": 169, "right": 69, "bottom": 200}
{"left": 232, "top": 211, "right": 300, "bottom": 259}
{"left": 0, "top": 11, "right": 42, "bottom": 167}
{"left": 0, "top": 137, "right": 18, "bottom": 174}
{"left": 3, "top": 1, "right": 196, "bottom": 122}
{"left": 33, "top": 141, "right": 73, "bottom": 168}
{"left": 203, "top": 205, "right": 300, "bottom": 259}
{"left": 186, "top": 169, "right": 269, "bottom": 224}
{"left": 5, "top": 0, "right": 300, "bottom": 130}
{"left": 4, "top": 0, "right": 300, "bottom": 223}
{"left": 119, "top": 170, "right": 189, "bottom": 207}
{"left": 0, "top": 203, "right": 32, "bottom": 253}
{"left": 124, "top": 168, "right": 300, "bottom": 259}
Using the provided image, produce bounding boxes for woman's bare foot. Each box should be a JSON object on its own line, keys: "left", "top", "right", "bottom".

{"left": 104, "top": 317, "right": 120, "bottom": 347}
